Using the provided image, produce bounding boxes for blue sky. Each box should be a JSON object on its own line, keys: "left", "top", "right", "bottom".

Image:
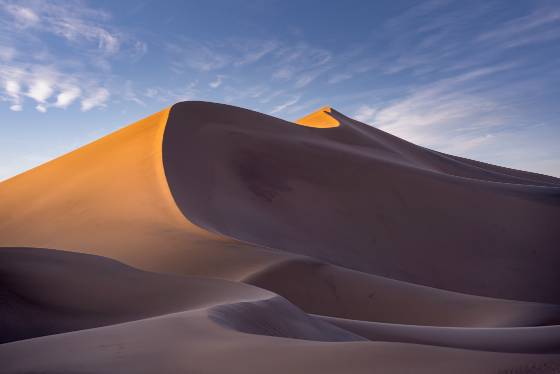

{"left": 1, "top": 0, "right": 559, "bottom": 180}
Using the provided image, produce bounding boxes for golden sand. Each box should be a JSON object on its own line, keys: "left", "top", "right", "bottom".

{"left": 295, "top": 106, "right": 340, "bottom": 128}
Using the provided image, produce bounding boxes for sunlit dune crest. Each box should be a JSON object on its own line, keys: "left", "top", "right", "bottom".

{"left": 295, "top": 106, "right": 340, "bottom": 128}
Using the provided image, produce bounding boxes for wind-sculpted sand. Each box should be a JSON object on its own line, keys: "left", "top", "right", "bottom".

{"left": 1, "top": 101, "right": 559, "bottom": 373}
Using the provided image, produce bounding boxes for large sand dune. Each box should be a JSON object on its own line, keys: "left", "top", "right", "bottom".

{"left": 1, "top": 101, "right": 559, "bottom": 373}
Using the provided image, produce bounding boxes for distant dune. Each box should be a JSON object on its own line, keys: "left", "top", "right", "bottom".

{"left": 1, "top": 102, "right": 559, "bottom": 373}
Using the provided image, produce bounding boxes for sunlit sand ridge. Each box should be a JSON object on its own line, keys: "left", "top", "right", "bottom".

{"left": 295, "top": 106, "right": 340, "bottom": 128}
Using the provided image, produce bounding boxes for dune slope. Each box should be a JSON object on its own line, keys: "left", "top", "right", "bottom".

{"left": 164, "top": 102, "right": 560, "bottom": 303}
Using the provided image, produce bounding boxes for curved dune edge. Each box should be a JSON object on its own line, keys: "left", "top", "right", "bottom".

{"left": 318, "top": 315, "right": 560, "bottom": 353}
{"left": 295, "top": 106, "right": 340, "bottom": 128}
{"left": 2, "top": 247, "right": 560, "bottom": 367}
{"left": 242, "top": 257, "right": 560, "bottom": 328}
{"left": 0, "top": 247, "right": 269, "bottom": 343}
{"left": 162, "top": 101, "right": 560, "bottom": 303}
{"left": 0, "top": 105, "right": 289, "bottom": 281}
{"left": 0, "top": 247, "right": 364, "bottom": 344}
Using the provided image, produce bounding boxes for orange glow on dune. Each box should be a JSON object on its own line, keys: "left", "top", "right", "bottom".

{"left": 295, "top": 106, "right": 340, "bottom": 128}
{"left": 0, "top": 105, "right": 286, "bottom": 279}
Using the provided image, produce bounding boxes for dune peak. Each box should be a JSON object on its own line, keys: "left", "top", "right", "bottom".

{"left": 295, "top": 106, "right": 340, "bottom": 128}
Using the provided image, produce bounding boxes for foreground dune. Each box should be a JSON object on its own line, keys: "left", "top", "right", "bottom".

{"left": 1, "top": 101, "right": 559, "bottom": 373}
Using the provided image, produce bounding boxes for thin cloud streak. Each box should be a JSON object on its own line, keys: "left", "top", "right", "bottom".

{"left": 353, "top": 64, "right": 523, "bottom": 156}
{"left": 270, "top": 95, "right": 300, "bottom": 114}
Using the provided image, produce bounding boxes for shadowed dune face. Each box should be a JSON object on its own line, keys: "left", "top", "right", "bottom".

{"left": 242, "top": 257, "right": 560, "bottom": 328}
{"left": 1, "top": 101, "right": 560, "bottom": 373}
{"left": 2, "top": 247, "right": 560, "bottom": 374}
{"left": 0, "top": 247, "right": 270, "bottom": 343}
{"left": 208, "top": 296, "right": 363, "bottom": 342}
{"left": 319, "top": 315, "right": 560, "bottom": 354}
{"left": 163, "top": 101, "right": 560, "bottom": 303}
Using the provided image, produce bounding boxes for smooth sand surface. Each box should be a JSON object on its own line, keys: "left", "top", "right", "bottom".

{"left": 1, "top": 101, "right": 559, "bottom": 373}
{"left": 164, "top": 102, "right": 560, "bottom": 303}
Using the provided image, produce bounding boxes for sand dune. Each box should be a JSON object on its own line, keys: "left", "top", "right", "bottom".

{"left": 2, "top": 249, "right": 560, "bottom": 374}
{"left": 244, "top": 257, "right": 560, "bottom": 327}
{"left": 320, "top": 315, "right": 560, "bottom": 353}
{"left": 164, "top": 102, "right": 560, "bottom": 303}
{"left": 1, "top": 101, "right": 559, "bottom": 373}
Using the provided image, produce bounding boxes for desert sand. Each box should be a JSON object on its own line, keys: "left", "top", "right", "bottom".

{"left": 1, "top": 101, "right": 559, "bottom": 373}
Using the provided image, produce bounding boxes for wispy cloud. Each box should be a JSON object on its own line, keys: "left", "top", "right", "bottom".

{"left": 166, "top": 37, "right": 333, "bottom": 94}
{"left": 0, "top": 1, "right": 122, "bottom": 55}
{"left": 0, "top": 65, "right": 113, "bottom": 112}
{"left": 209, "top": 75, "right": 225, "bottom": 89}
{"left": 477, "top": 7, "right": 560, "bottom": 47}
{"left": 281, "top": 98, "right": 322, "bottom": 117}
{"left": 81, "top": 87, "right": 109, "bottom": 111}
{"left": 4, "top": 78, "right": 21, "bottom": 110}
{"left": 54, "top": 86, "right": 81, "bottom": 108}
{"left": 3, "top": 3, "right": 38, "bottom": 26}
{"left": 0, "top": 0, "right": 146, "bottom": 113}
{"left": 122, "top": 81, "right": 145, "bottom": 106}
{"left": 271, "top": 44, "right": 332, "bottom": 88}
{"left": 27, "top": 79, "right": 53, "bottom": 103}
{"left": 294, "top": 66, "right": 331, "bottom": 89}
{"left": 327, "top": 73, "right": 353, "bottom": 84}
{"left": 270, "top": 95, "right": 300, "bottom": 114}
{"left": 160, "top": 37, "right": 336, "bottom": 115}
{"left": 354, "top": 105, "right": 377, "bottom": 123}
{"left": 353, "top": 64, "right": 521, "bottom": 155}
{"left": 234, "top": 40, "right": 278, "bottom": 66}
{"left": 167, "top": 39, "right": 229, "bottom": 73}
{"left": 221, "top": 84, "right": 269, "bottom": 104}
{"left": 141, "top": 81, "right": 199, "bottom": 105}
{"left": 167, "top": 37, "right": 278, "bottom": 73}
